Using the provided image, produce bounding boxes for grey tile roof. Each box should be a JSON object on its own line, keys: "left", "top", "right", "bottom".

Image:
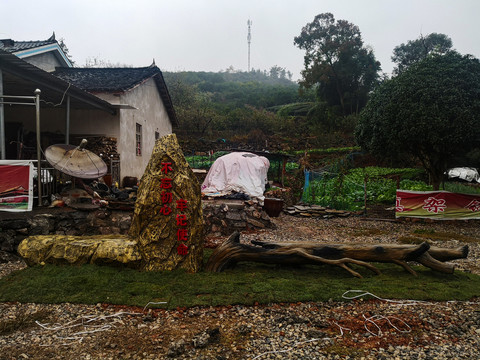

{"left": 0, "top": 49, "right": 115, "bottom": 114}
{"left": 0, "top": 33, "right": 56, "bottom": 53}
{"left": 54, "top": 66, "right": 177, "bottom": 125}
{"left": 54, "top": 66, "right": 159, "bottom": 92}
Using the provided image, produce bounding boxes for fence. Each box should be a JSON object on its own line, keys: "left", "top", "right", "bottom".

{"left": 31, "top": 160, "right": 59, "bottom": 206}
{"left": 302, "top": 168, "right": 367, "bottom": 211}
{"left": 301, "top": 168, "right": 415, "bottom": 212}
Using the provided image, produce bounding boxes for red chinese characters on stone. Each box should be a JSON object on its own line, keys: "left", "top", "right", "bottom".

{"left": 160, "top": 178, "right": 172, "bottom": 189}
{"left": 159, "top": 204, "right": 172, "bottom": 215}
{"left": 161, "top": 192, "right": 173, "bottom": 204}
{"left": 176, "top": 214, "right": 188, "bottom": 226}
{"left": 177, "top": 228, "right": 188, "bottom": 241}
{"left": 177, "top": 243, "right": 189, "bottom": 256}
{"left": 158, "top": 162, "right": 189, "bottom": 256}
{"left": 176, "top": 199, "right": 188, "bottom": 212}
{"left": 161, "top": 162, "right": 173, "bottom": 175}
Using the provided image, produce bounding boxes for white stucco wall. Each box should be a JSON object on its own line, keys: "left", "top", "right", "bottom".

{"left": 95, "top": 78, "right": 173, "bottom": 182}
{"left": 21, "top": 52, "right": 62, "bottom": 72}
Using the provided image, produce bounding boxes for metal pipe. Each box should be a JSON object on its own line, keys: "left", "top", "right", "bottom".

{"left": 0, "top": 101, "right": 36, "bottom": 106}
{"left": 0, "top": 94, "right": 36, "bottom": 99}
{"left": 35, "top": 88, "right": 42, "bottom": 206}
{"left": 0, "top": 70, "right": 4, "bottom": 159}
{"left": 66, "top": 95, "right": 70, "bottom": 144}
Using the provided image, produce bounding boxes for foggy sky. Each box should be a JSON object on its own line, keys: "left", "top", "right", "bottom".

{"left": 2, "top": 0, "right": 479, "bottom": 80}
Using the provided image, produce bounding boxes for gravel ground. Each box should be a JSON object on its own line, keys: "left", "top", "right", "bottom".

{"left": 1, "top": 213, "right": 480, "bottom": 359}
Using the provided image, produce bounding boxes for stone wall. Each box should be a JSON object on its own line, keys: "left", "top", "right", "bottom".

{"left": 0, "top": 209, "right": 132, "bottom": 254}
{"left": 203, "top": 199, "right": 275, "bottom": 237}
{"left": 0, "top": 200, "right": 274, "bottom": 254}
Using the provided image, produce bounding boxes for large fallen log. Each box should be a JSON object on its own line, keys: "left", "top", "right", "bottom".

{"left": 205, "top": 232, "right": 469, "bottom": 278}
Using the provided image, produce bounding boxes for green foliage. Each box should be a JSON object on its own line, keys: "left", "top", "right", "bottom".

{"left": 185, "top": 151, "right": 229, "bottom": 169}
{"left": 291, "top": 146, "right": 361, "bottom": 156}
{"left": 303, "top": 167, "right": 431, "bottom": 210}
{"left": 356, "top": 52, "right": 480, "bottom": 189}
{"left": 294, "top": 13, "right": 382, "bottom": 116}
{"left": 443, "top": 182, "right": 480, "bottom": 195}
{"left": 163, "top": 70, "right": 300, "bottom": 109}
{"left": 392, "top": 33, "right": 453, "bottom": 75}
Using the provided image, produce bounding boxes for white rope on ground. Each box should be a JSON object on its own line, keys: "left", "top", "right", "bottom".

{"left": 251, "top": 338, "right": 332, "bottom": 360}
{"left": 333, "top": 321, "right": 351, "bottom": 336}
{"left": 36, "top": 302, "right": 167, "bottom": 346}
{"left": 143, "top": 301, "right": 167, "bottom": 311}
{"left": 362, "top": 314, "right": 411, "bottom": 337}
{"left": 342, "top": 289, "right": 433, "bottom": 306}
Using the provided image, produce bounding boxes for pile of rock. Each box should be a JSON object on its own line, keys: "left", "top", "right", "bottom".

{"left": 284, "top": 204, "right": 351, "bottom": 218}
{"left": 203, "top": 199, "right": 275, "bottom": 237}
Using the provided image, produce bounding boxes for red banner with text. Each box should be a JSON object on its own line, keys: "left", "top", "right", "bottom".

{"left": 0, "top": 161, "right": 34, "bottom": 212}
{"left": 396, "top": 190, "right": 480, "bottom": 220}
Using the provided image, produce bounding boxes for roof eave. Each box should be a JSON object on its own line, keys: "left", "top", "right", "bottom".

{"left": 0, "top": 49, "right": 115, "bottom": 114}
{"left": 14, "top": 43, "right": 72, "bottom": 68}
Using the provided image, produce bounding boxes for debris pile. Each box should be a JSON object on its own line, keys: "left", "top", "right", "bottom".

{"left": 203, "top": 199, "right": 275, "bottom": 238}
{"left": 81, "top": 136, "right": 120, "bottom": 161}
{"left": 285, "top": 204, "right": 351, "bottom": 218}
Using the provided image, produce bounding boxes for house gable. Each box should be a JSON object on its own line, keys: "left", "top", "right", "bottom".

{"left": 0, "top": 33, "right": 72, "bottom": 72}
{"left": 53, "top": 65, "right": 177, "bottom": 125}
{"left": 53, "top": 65, "right": 178, "bottom": 181}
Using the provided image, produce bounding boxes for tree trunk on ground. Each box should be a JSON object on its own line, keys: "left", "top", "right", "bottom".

{"left": 205, "top": 232, "right": 468, "bottom": 278}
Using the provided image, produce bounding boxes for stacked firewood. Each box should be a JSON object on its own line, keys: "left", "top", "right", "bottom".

{"left": 285, "top": 204, "right": 351, "bottom": 218}
{"left": 82, "top": 136, "right": 120, "bottom": 161}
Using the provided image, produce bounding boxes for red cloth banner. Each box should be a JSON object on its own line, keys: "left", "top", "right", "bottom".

{"left": 0, "top": 161, "right": 33, "bottom": 212}
{"left": 396, "top": 190, "right": 480, "bottom": 220}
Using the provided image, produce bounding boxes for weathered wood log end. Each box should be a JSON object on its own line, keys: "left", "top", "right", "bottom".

{"left": 206, "top": 233, "right": 468, "bottom": 277}
{"left": 428, "top": 245, "right": 469, "bottom": 262}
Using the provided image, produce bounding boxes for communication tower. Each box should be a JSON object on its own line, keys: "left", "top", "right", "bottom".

{"left": 247, "top": 19, "right": 252, "bottom": 71}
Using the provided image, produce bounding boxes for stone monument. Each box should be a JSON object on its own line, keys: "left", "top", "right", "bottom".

{"left": 19, "top": 134, "right": 204, "bottom": 273}
{"left": 129, "top": 133, "right": 204, "bottom": 272}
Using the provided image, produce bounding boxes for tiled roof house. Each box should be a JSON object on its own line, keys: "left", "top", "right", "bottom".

{"left": 0, "top": 33, "right": 177, "bottom": 184}
{"left": 0, "top": 32, "right": 72, "bottom": 71}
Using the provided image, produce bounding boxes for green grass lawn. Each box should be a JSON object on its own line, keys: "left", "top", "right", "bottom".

{"left": 1, "top": 251, "right": 479, "bottom": 308}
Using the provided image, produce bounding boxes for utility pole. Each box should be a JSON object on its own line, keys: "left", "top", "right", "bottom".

{"left": 247, "top": 19, "right": 252, "bottom": 72}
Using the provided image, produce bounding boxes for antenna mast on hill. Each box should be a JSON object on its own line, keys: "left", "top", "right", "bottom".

{"left": 247, "top": 19, "right": 252, "bottom": 72}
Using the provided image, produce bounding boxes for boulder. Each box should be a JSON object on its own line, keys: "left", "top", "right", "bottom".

{"left": 129, "top": 134, "right": 204, "bottom": 272}
{"left": 18, "top": 235, "right": 141, "bottom": 267}
{"left": 18, "top": 133, "right": 204, "bottom": 272}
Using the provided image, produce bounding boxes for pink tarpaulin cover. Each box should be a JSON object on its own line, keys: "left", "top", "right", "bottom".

{"left": 201, "top": 152, "right": 270, "bottom": 199}
{"left": 396, "top": 190, "right": 480, "bottom": 220}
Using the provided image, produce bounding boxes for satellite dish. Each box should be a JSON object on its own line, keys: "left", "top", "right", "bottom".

{"left": 45, "top": 139, "right": 108, "bottom": 179}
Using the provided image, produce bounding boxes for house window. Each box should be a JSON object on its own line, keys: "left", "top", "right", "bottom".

{"left": 136, "top": 123, "right": 142, "bottom": 156}
{"left": 155, "top": 131, "right": 160, "bottom": 140}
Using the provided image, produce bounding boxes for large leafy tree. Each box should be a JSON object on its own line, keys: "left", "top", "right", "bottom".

{"left": 294, "top": 13, "right": 381, "bottom": 115}
{"left": 355, "top": 52, "right": 480, "bottom": 189}
{"left": 392, "top": 33, "right": 453, "bottom": 75}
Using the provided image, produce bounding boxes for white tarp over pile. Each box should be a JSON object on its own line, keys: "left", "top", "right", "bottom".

{"left": 201, "top": 152, "right": 270, "bottom": 199}
{"left": 447, "top": 167, "right": 480, "bottom": 183}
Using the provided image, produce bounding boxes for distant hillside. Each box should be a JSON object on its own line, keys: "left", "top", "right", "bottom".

{"left": 163, "top": 70, "right": 301, "bottom": 109}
